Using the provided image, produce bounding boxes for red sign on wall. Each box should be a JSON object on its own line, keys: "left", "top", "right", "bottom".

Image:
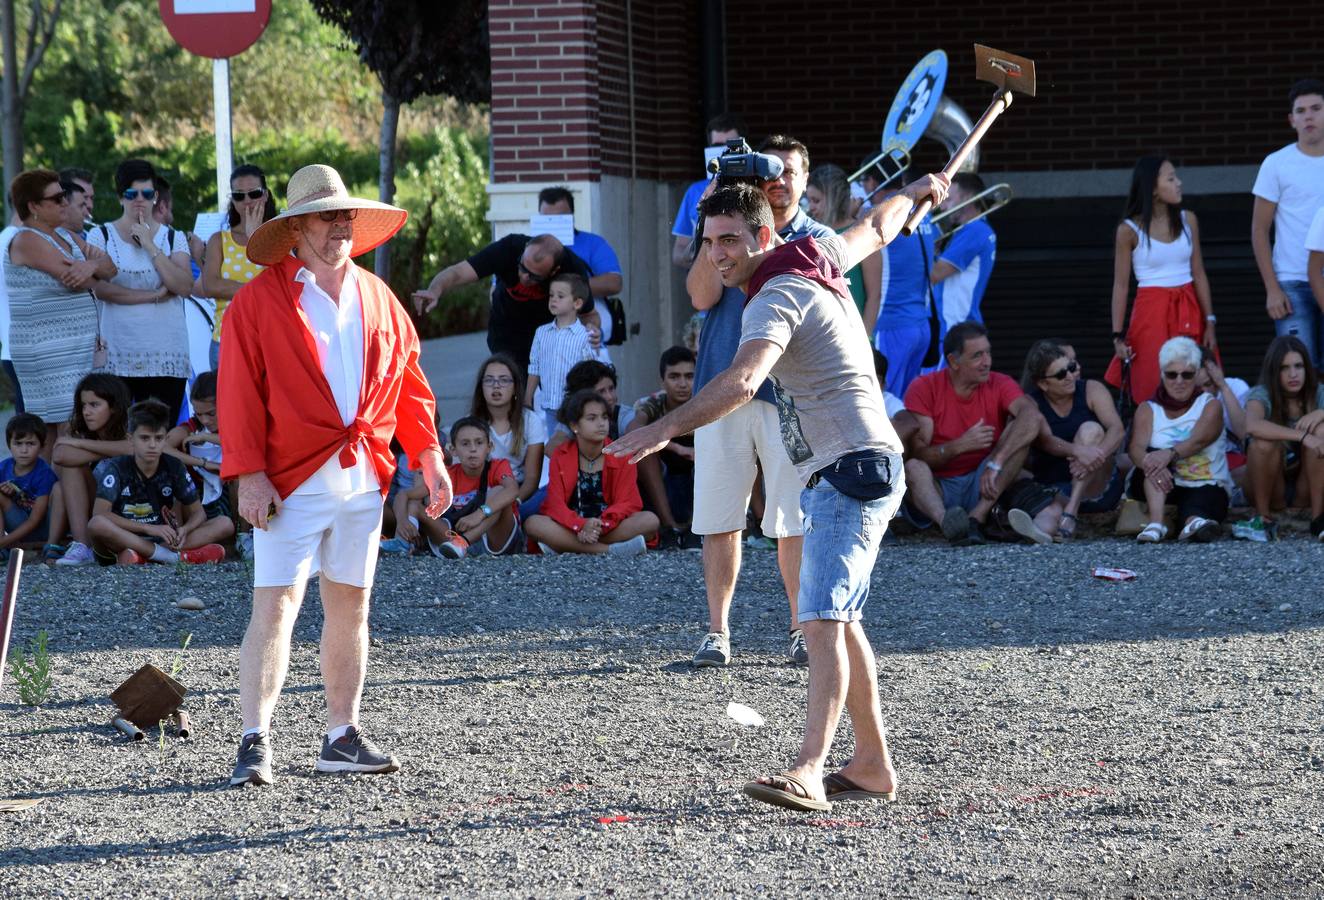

{"left": 158, "top": 0, "right": 272, "bottom": 59}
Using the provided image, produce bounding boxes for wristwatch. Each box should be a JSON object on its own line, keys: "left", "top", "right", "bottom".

{"left": 480, "top": 503, "right": 494, "bottom": 517}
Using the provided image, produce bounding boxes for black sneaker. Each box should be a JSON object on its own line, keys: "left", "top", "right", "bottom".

{"left": 1312, "top": 514, "right": 1324, "bottom": 542}
{"left": 788, "top": 629, "right": 809, "bottom": 665}
{"left": 230, "top": 732, "right": 273, "bottom": 787}
{"left": 957, "top": 520, "right": 986, "bottom": 547}
{"left": 314, "top": 726, "right": 401, "bottom": 774}
{"left": 657, "top": 526, "right": 681, "bottom": 550}
{"left": 940, "top": 506, "right": 969, "bottom": 543}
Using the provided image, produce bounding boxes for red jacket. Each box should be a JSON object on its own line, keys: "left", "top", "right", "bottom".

{"left": 542, "top": 438, "right": 641, "bottom": 534}
{"left": 218, "top": 255, "right": 441, "bottom": 498}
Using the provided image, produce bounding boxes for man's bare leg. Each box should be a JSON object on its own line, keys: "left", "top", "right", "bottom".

{"left": 751, "top": 618, "right": 848, "bottom": 803}
{"left": 777, "top": 534, "right": 803, "bottom": 625}
{"left": 239, "top": 584, "right": 305, "bottom": 731}
{"left": 834, "top": 620, "right": 896, "bottom": 794}
{"left": 702, "top": 529, "right": 741, "bottom": 635}
{"left": 319, "top": 577, "right": 370, "bottom": 731}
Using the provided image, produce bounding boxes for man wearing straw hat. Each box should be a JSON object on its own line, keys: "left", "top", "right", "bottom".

{"left": 218, "top": 164, "right": 451, "bottom": 788}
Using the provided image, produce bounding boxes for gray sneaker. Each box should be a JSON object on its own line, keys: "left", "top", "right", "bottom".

{"left": 692, "top": 631, "right": 731, "bottom": 668}
{"left": 314, "top": 726, "right": 400, "bottom": 774}
{"left": 788, "top": 629, "right": 809, "bottom": 665}
{"left": 230, "top": 732, "right": 273, "bottom": 787}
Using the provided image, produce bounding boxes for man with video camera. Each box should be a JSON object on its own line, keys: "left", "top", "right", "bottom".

{"left": 685, "top": 134, "right": 835, "bottom": 669}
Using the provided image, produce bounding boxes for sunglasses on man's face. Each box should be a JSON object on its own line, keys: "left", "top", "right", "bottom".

{"left": 316, "top": 209, "right": 358, "bottom": 223}
{"left": 122, "top": 188, "right": 156, "bottom": 201}
{"left": 230, "top": 189, "right": 266, "bottom": 201}
{"left": 517, "top": 260, "right": 551, "bottom": 287}
{"left": 1163, "top": 369, "right": 1197, "bottom": 381}
{"left": 1046, "top": 360, "right": 1079, "bottom": 381}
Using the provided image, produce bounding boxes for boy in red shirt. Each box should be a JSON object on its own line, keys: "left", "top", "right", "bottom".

{"left": 405, "top": 417, "right": 519, "bottom": 559}
{"left": 902, "top": 322, "right": 1053, "bottom": 545}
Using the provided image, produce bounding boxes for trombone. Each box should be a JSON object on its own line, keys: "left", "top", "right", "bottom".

{"left": 848, "top": 146, "right": 910, "bottom": 204}
{"left": 930, "top": 182, "right": 1012, "bottom": 242}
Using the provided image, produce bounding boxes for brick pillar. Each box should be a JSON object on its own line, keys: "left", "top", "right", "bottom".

{"left": 488, "top": 0, "right": 599, "bottom": 186}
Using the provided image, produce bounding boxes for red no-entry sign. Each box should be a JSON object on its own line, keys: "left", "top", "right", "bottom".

{"left": 158, "top": 0, "right": 272, "bottom": 59}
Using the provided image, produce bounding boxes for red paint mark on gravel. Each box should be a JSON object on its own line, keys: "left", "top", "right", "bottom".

{"left": 597, "top": 815, "right": 631, "bottom": 825}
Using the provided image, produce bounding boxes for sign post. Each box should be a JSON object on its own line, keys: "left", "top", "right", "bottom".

{"left": 158, "top": 0, "right": 272, "bottom": 212}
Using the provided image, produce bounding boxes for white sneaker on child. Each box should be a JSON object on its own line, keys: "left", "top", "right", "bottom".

{"left": 54, "top": 541, "right": 96, "bottom": 567}
{"left": 606, "top": 535, "right": 647, "bottom": 557}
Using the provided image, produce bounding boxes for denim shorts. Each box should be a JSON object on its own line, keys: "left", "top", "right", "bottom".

{"left": 796, "top": 454, "right": 905, "bottom": 624}
{"left": 1273, "top": 281, "right": 1324, "bottom": 370}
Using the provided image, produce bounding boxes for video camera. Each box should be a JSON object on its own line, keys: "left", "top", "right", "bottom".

{"left": 706, "top": 139, "right": 784, "bottom": 187}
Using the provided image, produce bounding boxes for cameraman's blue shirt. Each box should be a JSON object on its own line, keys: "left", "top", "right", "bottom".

{"left": 671, "top": 179, "right": 709, "bottom": 239}
{"left": 694, "top": 209, "right": 835, "bottom": 404}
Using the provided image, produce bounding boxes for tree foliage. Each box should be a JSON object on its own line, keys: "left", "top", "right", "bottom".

{"left": 308, "top": 0, "right": 489, "bottom": 105}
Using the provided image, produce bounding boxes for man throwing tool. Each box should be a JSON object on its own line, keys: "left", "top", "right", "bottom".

{"left": 219, "top": 165, "right": 451, "bottom": 787}
{"left": 609, "top": 173, "right": 949, "bottom": 812}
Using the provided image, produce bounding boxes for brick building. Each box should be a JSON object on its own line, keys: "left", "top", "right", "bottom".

{"left": 487, "top": 0, "right": 1317, "bottom": 397}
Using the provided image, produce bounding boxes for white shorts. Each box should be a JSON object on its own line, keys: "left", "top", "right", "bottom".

{"left": 691, "top": 400, "right": 804, "bottom": 538}
{"left": 253, "top": 490, "right": 384, "bottom": 590}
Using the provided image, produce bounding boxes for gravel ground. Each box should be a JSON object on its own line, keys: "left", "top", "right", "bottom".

{"left": 3, "top": 536, "right": 1324, "bottom": 898}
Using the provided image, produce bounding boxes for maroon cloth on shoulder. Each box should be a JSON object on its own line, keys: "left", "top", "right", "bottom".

{"left": 744, "top": 235, "right": 851, "bottom": 305}
{"left": 1152, "top": 381, "right": 1197, "bottom": 416}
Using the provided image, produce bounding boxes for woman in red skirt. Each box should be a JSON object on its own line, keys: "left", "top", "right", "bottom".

{"left": 1106, "top": 156, "right": 1216, "bottom": 405}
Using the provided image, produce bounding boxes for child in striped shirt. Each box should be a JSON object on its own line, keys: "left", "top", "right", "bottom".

{"left": 526, "top": 273, "right": 596, "bottom": 436}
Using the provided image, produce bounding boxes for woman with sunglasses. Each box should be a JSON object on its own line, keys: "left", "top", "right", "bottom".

{"left": 1105, "top": 156, "right": 1217, "bottom": 407}
{"left": 1020, "top": 339, "right": 1126, "bottom": 540}
{"left": 86, "top": 158, "right": 195, "bottom": 423}
{"left": 3, "top": 169, "right": 116, "bottom": 447}
{"left": 202, "top": 164, "right": 278, "bottom": 370}
{"left": 1127, "top": 336, "right": 1230, "bottom": 543}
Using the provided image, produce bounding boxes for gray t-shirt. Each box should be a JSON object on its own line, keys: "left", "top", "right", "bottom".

{"left": 1245, "top": 382, "right": 1324, "bottom": 426}
{"left": 739, "top": 234, "right": 901, "bottom": 482}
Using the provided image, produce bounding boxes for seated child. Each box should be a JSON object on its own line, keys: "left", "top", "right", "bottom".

{"left": 526, "top": 273, "right": 596, "bottom": 437}
{"left": 86, "top": 399, "right": 226, "bottom": 565}
{"left": 51, "top": 373, "right": 133, "bottom": 565}
{"left": 378, "top": 440, "right": 419, "bottom": 555}
{"left": 165, "top": 371, "right": 236, "bottom": 547}
{"left": 471, "top": 354, "right": 546, "bottom": 521}
{"left": 408, "top": 416, "right": 521, "bottom": 559}
{"left": 524, "top": 389, "right": 659, "bottom": 557}
{"left": 546, "top": 359, "right": 635, "bottom": 454}
{"left": 627, "top": 346, "right": 696, "bottom": 545}
{"left": 0, "top": 413, "right": 59, "bottom": 555}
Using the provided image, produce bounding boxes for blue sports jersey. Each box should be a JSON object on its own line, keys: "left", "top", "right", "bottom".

{"left": 693, "top": 209, "right": 836, "bottom": 404}
{"left": 671, "top": 179, "right": 709, "bottom": 239}
{"left": 935, "top": 218, "right": 996, "bottom": 333}
{"left": 876, "top": 216, "right": 936, "bottom": 329}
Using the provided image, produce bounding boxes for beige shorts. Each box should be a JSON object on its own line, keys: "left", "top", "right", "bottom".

{"left": 253, "top": 489, "right": 384, "bottom": 590}
{"left": 691, "top": 400, "right": 804, "bottom": 538}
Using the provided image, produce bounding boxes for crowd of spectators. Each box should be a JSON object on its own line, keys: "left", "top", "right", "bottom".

{"left": 1, "top": 79, "right": 1322, "bottom": 616}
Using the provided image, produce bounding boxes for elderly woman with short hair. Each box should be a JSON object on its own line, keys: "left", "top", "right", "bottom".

{"left": 1127, "top": 336, "right": 1230, "bottom": 542}
{"left": 4, "top": 168, "right": 116, "bottom": 445}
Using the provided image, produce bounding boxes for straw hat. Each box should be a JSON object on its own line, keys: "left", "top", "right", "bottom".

{"left": 246, "top": 164, "right": 408, "bottom": 266}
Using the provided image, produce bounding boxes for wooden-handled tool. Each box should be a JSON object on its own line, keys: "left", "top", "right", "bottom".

{"left": 901, "top": 45, "right": 1037, "bottom": 236}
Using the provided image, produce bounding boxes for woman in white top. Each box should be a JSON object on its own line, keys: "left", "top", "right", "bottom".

{"left": 469, "top": 354, "right": 547, "bottom": 520}
{"left": 1127, "top": 337, "right": 1229, "bottom": 543}
{"left": 87, "top": 159, "right": 195, "bottom": 423}
{"left": 1106, "top": 156, "right": 1216, "bottom": 406}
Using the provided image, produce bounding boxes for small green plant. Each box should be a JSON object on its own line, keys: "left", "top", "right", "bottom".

{"left": 8, "top": 631, "right": 53, "bottom": 707}
{"left": 170, "top": 632, "right": 192, "bottom": 679}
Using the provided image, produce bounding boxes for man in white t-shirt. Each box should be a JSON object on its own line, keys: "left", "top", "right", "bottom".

{"left": 1252, "top": 78, "right": 1324, "bottom": 366}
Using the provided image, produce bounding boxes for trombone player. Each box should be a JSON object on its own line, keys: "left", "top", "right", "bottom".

{"left": 930, "top": 173, "right": 999, "bottom": 343}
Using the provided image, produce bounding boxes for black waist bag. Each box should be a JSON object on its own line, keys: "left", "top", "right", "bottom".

{"left": 816, "top": 450, "right": 895, "bottom": 502}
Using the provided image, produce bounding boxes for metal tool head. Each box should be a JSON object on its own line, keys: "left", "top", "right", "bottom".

{"left": 974, "top": 45, "right": 1037, "bottom": 97}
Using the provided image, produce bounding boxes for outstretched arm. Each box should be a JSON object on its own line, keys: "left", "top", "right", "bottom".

{"left": 838, "top": 175, "right": 949, "bottom": 271}
{"left": 413, "top": 260, "right": 479, "bottom": 315}
{"left": 606, "top": 338, "right": 783, "bottom": 463}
